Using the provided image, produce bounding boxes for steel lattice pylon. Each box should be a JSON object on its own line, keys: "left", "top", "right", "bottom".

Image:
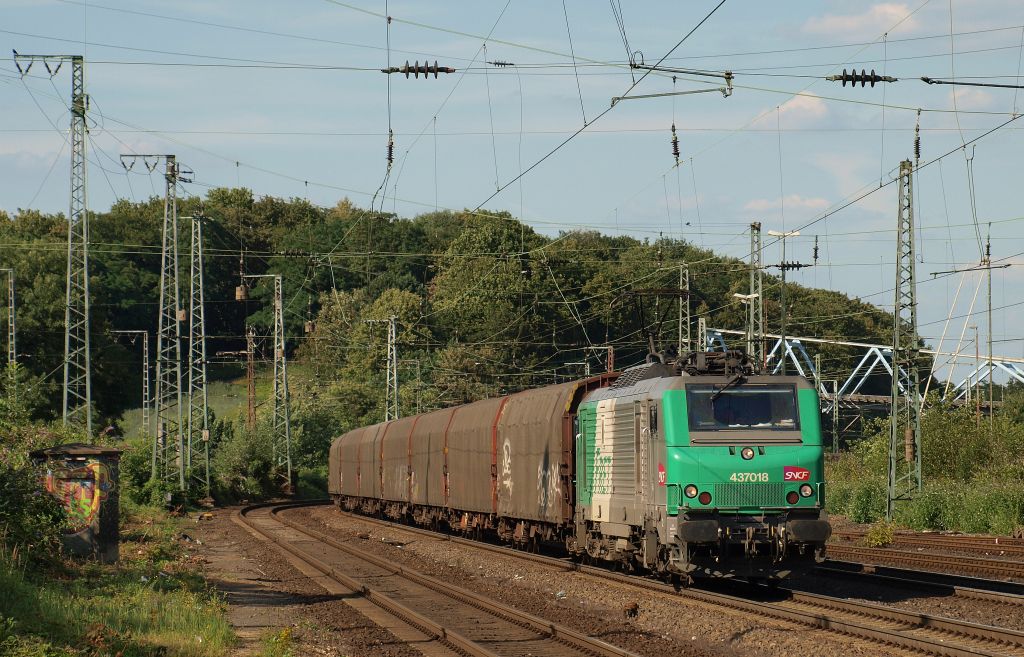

{"left": 271, "top": 275, "right": 292, "bottom": 489}
{"left": 142, "top": 155, "right": 187, "bottom": 490}
{"left": 366, "top": 317, "right": 399, "bottom": 421}
{"left": 186, "top": 214, "right": 210, "bottom": 496}
{"left": 13, "top": 53, "right": 92, "bottom": 431}
{"left": 888, "top": 160, "right": 923, "bottom": 520}
{"left": 678, "top": 265, "right": 691, "bottom": 354}
{"left": 63, "top": 56, "right": 92, "bottom": 434}
{"left": 243, "top": 274, "right": 292, "bottom": 490}
{"left": 13, "top": 54, "right": 94, "bottom": 433}
{"left": 749, "top": 222, "right": 764, "bottom": 367}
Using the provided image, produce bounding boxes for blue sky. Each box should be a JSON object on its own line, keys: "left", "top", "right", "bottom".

{"left": 2, "top": 0, "right": 1024, "bottom": 382}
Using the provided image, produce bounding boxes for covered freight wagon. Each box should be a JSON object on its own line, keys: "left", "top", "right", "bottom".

{"left": 329, "top": 375, "right": 615, "bottom": 540}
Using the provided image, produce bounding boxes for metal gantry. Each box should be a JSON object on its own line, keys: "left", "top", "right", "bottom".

{"left": 125, "top": 155, "right": 189, "bottom": 490}
{"left": 242, "top": 274, "right": 292, "bottom": 490}
{"left": 111, "top": 331, "right": 150, "bottom": 439}
{"left": 186, "top": 214, "right": 210, "bottom": 496}
{"left": 14, "top": 53, "right": 93, "bottom": 434}
{"left": 888, "top": 160, "right": 922, "bottom": 520}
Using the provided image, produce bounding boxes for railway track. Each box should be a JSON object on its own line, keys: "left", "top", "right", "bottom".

{"left": 815, "top": 565, "right": 1024, "bottom": 606}
{"left": 309, "top": 503, "right": 1024, "bottom": 657}
{"left": 832, "top": 531, "right": 1024, "bottom": 557}
{"left": 826, "top": 545, "right": 1024, "bottom": 581}
{"left": 237, "top": 502, "right": 639, "bottom": 657}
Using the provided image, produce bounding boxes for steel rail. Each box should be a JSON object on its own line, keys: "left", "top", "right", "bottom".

{"left": 832, "top": 531, "right": 1024, "bottom": 556}
{"left": 236, "top": 503, "right": 501, "bottom": 657}
{"left": 815, "top": 565, "right": 1024, "bottom": 606}
{"left": 316, "top": 504, "right": 1024, "bottom": 656}
{"left": 827, "top": 545, "right": 1024, "bottom": 580}
{"left": 241, "top": 502, "right": 639, "bottom": 657}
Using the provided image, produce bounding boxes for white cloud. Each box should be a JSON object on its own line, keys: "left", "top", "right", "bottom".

{"left": 744, "top": 195, "right": 830, "bottom": 212}
{"left": 803, "top": 3, "right": 919, "bottom": 39}
{"left": 950, "top": 88, "right": 994, "bottom": 111}
{"left": 752, "top": 93, "right": 830, "bottom": 129}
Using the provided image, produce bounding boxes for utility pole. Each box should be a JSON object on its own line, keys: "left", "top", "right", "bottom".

{"left": 887, "top": 159, "right": 922, "bottom": 520}
{"left": 986, "top": 234, "right": 994, "bottom": 436}
{"left": 186, "top": 214, "right": 210, "bottom": 496}
{"left": 111, "top": 331, "right": 149, "bottom": 440}
{"left": 365, "top": 317, "right": 399, "bottom": 421}
{"left": 832, "top": 380, "right": 840, "bottom": 453}
{"left": 123, "top": 154, "right": 189, "bottom": 490}
{"left": 0, "top": 269, "right": 15, "bottom": 401}
{"left": 697, "top": 316, "right": 707, "bottom": 352}
{"left": 971, "top": 324, "right": 980, "bottom": 428}
{"left": 767, "top": 229, "right": 808, "bottom": 375}
{"left": 678, "top": 264, "right": 691, "bottom": 354}
{"left": 242, "top": 274, "right": 292, "bottom": 490}
{"left": 749, "top": 222, "right": 764, "bottom": 368}
{"left": 15, "top": 53, "right": 92, "bottom": 434}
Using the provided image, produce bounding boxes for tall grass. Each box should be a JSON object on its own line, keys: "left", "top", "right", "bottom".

{"left": 0, "top": 507, "right": 234, "bottom": 657}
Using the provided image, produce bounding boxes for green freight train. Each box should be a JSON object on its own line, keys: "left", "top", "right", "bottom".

{"left": 329, "top": 350, "right": 830, "bottom": 583}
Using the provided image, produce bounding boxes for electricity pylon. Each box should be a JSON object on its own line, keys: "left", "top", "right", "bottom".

{"left": 186, "top": 214, "right": 210, "bottom": 496}
{"left": 242, "top": 274, "right": 292, "bottom": 490}
{"left": 123, "top": 154, "right": 190, "bottom": 490}
{"left": 111, "top": 331, "right": 149, "bottom": 439}
{"left": 365, "top": 317, "right": 399, "bottom": 421}
{"left": 888, "top": 160, "right": 922, "bottom": 520}
{"left": 14, "top": 53, "right": 92, "bottom": 434}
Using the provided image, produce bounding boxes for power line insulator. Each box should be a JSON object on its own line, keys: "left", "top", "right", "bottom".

{"left": 487, "top": 60, "right": 515, "bottom": 67}
{"left": 381, "top": 60, "right": 456, "bottom": 78}
{"left": 826, "top": 68, "right": 897, "bottom": 87}
{"left": 670, "top": 123, "right": 680, "bottom": 164}
{"left": 914, "top": 109, "right": 921, "bottom": 161}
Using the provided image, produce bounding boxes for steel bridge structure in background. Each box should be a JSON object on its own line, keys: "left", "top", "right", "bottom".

{"left": 704, "top": 327, "right": 1023, "bottom": 404}
{"left": 700, "top": 327, "right": 1016, "bottom": 448}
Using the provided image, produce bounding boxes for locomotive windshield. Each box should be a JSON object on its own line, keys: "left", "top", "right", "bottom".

{"left": 686, "top": 384, "right": 799, "bottom": 435}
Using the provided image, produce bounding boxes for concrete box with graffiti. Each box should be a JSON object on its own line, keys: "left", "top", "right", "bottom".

{"left": 30, "top": 443, "right": 122, "bottom": 563}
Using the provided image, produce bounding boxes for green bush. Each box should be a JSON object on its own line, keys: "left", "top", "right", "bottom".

{"left": 824, "top": 480, "right": 853, "bottom": 517}
{"left": 209, "top": 421, "right": 277, "bottom": 504}
{"left": 295, "top": 467, "right": 327, "bottom": 500}
{"left": 894, "top": 484, "right": 950, "bottom": 530}
{"left": 0, "top": 427, "right": 74, "bottom": 566}
{"left": 846, "top": 478, "right": 886, "bottom": 524}
{"left": 863, "top": 520, "right": 896, "bottom": 547}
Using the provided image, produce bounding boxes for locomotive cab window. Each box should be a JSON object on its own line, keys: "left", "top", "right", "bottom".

{"left": 686, "top": 384, "right": 800, "bottom": 443}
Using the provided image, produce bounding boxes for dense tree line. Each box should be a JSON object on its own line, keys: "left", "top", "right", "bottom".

{"left": 0, "top": 190, "right": 895, "bottom": 460}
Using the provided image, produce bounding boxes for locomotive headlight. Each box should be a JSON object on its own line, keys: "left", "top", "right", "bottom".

{"left": 799, "top": 484, "right": 814, "bottom": 498}
{"left": 684, "top": 484, "right": 698, "bottom": 498}
{"left": 740, "top": 447, "right": 755, "bottom": 460}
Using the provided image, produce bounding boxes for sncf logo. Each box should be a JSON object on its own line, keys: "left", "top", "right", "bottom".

{"left": 783, "top": 466, "right": 811, "bottom": 481}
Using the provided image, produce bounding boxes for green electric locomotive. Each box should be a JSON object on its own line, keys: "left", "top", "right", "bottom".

{"left": 570, "top": 350, "right": 830, "bottom": 583}
{"left": 329, "top": 349, "right": 830, "bottom": 584}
